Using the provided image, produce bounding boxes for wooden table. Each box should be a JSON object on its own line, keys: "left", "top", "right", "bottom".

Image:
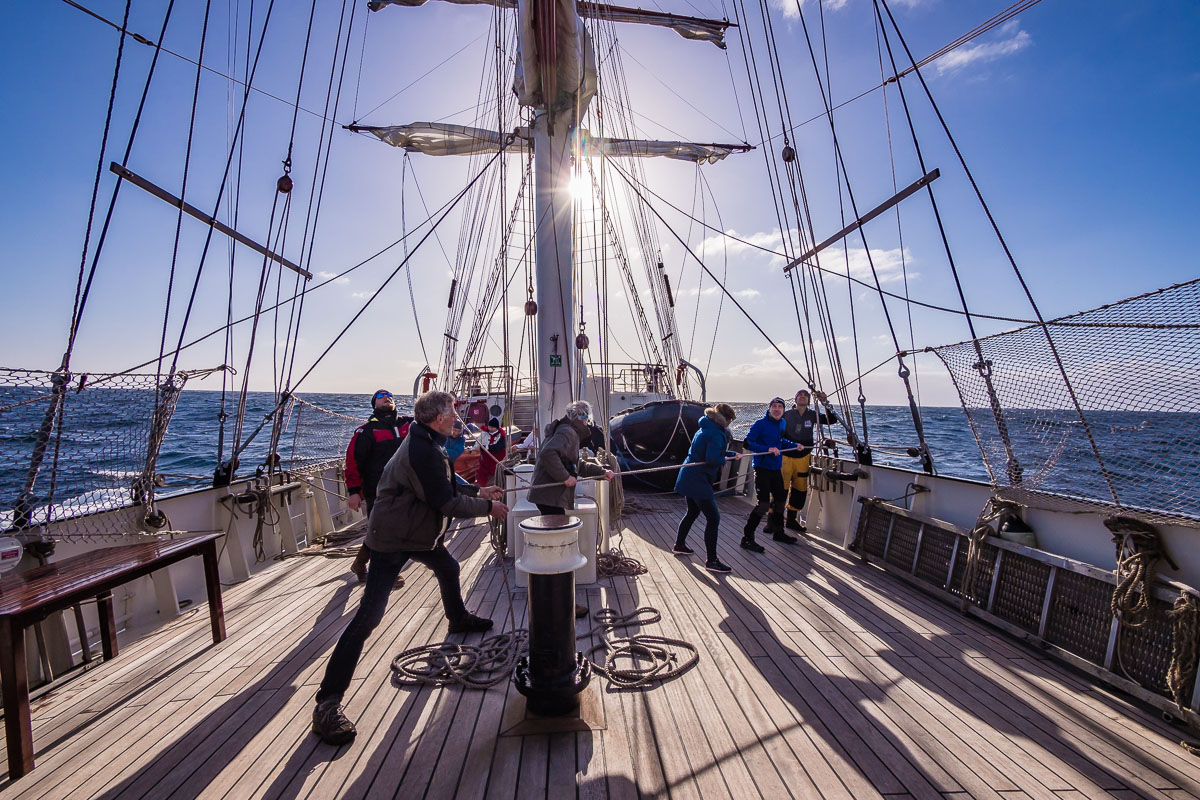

{"left": 0, "top": 532, "right": 226, "bottom": 779}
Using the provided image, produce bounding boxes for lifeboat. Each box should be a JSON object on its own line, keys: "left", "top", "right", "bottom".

{"left": 608, "top": 400, "right": 707, "bottom": 490}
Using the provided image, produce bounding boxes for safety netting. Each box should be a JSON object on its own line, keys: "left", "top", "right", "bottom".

{"left": 1, "top": 368, "right": 187, "bottom": 541}
{"left": 932, "top": 279, "right": 1200, "bottom": 527}
{"left": 283, "top": 396, "right": 362, "bottom": 473}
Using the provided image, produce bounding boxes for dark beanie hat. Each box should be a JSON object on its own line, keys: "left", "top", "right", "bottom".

{"left": 371, "top": 389, "right": 392, "bottom": 408}
{"left": 488, "top": 417, "right": 501, "bottom": 429}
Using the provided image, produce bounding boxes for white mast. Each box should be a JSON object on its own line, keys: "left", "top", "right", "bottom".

{"left": 531, "top": 109, "right": 579, "bottom": 427}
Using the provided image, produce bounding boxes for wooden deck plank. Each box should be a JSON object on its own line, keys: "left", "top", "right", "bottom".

{"left": 5, "top": 495, "right": 1200, "bottom": 799}
{"left": 637, "top": 513, "right": 943, "bottom": 800}
{"left": 639, "top": 512, "right": 855, "bottom": 800}
{"left": 623, "top": 563, "right": 749, "bottom": 799}
{"left": 12, "top": 557, "right": 337, "bottom": 799}
{"left": 649, "top": 512, "right": 965, "bottom": 798}
{"left": 283, "top": 525, "right": 496, "bottom": 799}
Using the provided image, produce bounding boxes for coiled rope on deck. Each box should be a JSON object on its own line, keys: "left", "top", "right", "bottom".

{"left": 391, "top": 630, "right": 529, "bottom": 688}
{"left": 580, "top": 607, "right": 699, "bottom": 688}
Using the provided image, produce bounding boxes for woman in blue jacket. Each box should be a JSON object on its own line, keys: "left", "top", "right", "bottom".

{"left": 673, "top": 403, "right": 741, "bottom": 573}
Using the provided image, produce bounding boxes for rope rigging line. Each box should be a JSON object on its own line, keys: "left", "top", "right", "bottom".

{"left": 875, "top": 0, "right": 1119, "bottom": 503}
{"left": 748, "top": 0, "right": 1047, "bottom": 151}
{"left": 602, "top": 163, "right": 1052, "bottom": 327}
{"left": 156, "top": 0, "right": 214, "bottom": 392}
{"left": 56, "top": 0, "right": 346, "bottom": 127}
{"left": 65, "top": 0, "right": 178, "bottom": 365}
{"left": 606, "top": 160, "right": 815, "bottom": 388}
{"left": 283, "top": 0, "right": 363, "bottom": 394}
{"left": 762, "top": 0, "right": 930, "bottom": 470}
{"left": 112, "top": 144, "right": 506, "bottom": 381}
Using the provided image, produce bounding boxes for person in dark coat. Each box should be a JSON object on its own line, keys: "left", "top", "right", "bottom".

{"left": 673, "top": 403, "right": 741, "bottom": 574}
{"left": 527, "top": 400, "right": 614, "bottom": 617}
{"left": 345, "top": 389, "right": 414, "bottom": 582}
{"left": 527, "top": 401, "right": 613, "bottom": 515}
{"left": 313, "top": 391, "right": 509, "bottom": 746}
{"left": 743, "top": 397, "right": 800, "bottom": 550}
{"left": 780, "top": 388, "right": 838, "bottom": 532}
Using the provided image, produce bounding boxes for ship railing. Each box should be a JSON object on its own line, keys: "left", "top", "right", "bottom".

{"left": 854, "top": 497, "right": 1200, "bottom": 727}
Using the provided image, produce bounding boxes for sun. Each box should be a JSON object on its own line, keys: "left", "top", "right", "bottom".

{"left": 568, "top": 173, "right": 589, "bottom": 201}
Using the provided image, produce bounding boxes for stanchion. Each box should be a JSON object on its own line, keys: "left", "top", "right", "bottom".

{"left": 512, "top": 514, "right": 591, "bottom": 716}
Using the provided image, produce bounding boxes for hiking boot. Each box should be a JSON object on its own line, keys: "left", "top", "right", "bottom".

{"left": 672, "top": 543, "right": 695, "bottom": 555}
{"left": 705, "top": 559, "right": 732, "bottom": 574}
{"left": 740, "top": 536, "right": 765, "bottom": 554}
{"left": 772, "top": 531, "right": 798, "bottom": 544}
{"left": 312, "top": 698, "right": 356, "bottom": 745}
{"left": 785, "top": 517, "right": 807, "bottom": 533}
{"left": 448, "top": 613, "right": 494, "bottom": 634}
{"left": 763, "top": 514, "right": 784, "bottom": 536}
{"left": 349, "top": 553, "right": 367, "bottom": 583}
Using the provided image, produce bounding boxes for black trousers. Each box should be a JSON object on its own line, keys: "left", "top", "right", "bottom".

{"left": 317, "top": 543, "right": 468, "bottom": 704}
{"left": 676, "top": 496, "right": 720, "bottom": 561}
{"left": 748, "top": 467, "right": 786, "bottom": 532}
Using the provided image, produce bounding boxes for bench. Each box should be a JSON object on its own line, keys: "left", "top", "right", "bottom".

{"left": 0, "top": 532, "right": 226, "bottom": 779}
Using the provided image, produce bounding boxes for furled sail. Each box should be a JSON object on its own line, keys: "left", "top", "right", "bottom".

{"left": 368, "top": 0, "right": 730, "bottom": 49}
{"left": 350, "top": 122, "right": 748, "bottom": 164}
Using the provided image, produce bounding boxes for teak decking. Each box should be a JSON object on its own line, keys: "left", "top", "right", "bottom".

{"left": 2, "top": 493, "right": 1198, "bottom": 799}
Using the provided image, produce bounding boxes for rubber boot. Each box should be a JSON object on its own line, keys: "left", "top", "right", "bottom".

{"left": 786, "top": 509, "right": 806, "bottom": 533}
{"left": 763, "top": 511, "right": 784, "bottom": 536}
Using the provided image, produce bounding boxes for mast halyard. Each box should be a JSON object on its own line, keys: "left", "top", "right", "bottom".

{"left": 361, "top": 0, "right": 749, "bottom": 428}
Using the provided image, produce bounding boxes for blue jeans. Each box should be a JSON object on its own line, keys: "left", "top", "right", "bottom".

{"left": 316, "top": 543, "right": 468, "bottom": 703}
{"left": 676, "top": 496, "right": 720, "bottom": 561}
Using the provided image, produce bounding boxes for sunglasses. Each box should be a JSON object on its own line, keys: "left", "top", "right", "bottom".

{"left": 374, "top": 391, "right": 393, "bottom": 400}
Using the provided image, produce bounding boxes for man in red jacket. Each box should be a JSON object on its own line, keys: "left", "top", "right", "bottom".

{"left": 345, "top": 389, "right": 413, "bottom": 582}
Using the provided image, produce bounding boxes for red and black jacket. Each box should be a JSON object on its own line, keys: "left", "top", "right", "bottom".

{"left": 345, "top": 410, "right": 413, "bottom": 503}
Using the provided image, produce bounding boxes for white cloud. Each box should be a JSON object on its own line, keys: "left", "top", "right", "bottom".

{"left": 814, "top": 245, "right": 917, "bottom": 284}
{"left": 698, "top": 228, "right": 786, "bottom": 258}
{"left": 351, "top": 291, "right": 373, "bottom": 300}
{"left": 733, "top": 288, "right": 761, "bottom": 299}
{"left": 935, "top": 20, "right": 1030, "bottom": 75}
{"left": 318, "top": 271, "right": 350, "bottom": 286}
{"left": 679, "top": 286, "right": 719, "bottom": 298}
{"left": 772, "top": 0, "right": 848, "bottom": 20}
{"left": 751, "top": 341, "right": 807, "bottom": 357}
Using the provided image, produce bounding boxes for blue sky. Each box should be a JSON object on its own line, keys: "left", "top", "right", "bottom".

{"left": 1, "top": 0, "right": 1197, "bottom": 406}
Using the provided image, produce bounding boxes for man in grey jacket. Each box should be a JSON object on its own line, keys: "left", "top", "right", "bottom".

{"left": 312, "top": 391, "right": 509, "bottom": 746}
{"left": 527, "top": 400, "right": 613, "bottom": 516}
{"left": 527, "top": 400, "right": 613, "bottom": 618}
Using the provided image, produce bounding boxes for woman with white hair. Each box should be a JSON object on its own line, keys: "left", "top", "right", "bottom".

{"left": 527, "top": 400, "right": 613, "bottom": 516}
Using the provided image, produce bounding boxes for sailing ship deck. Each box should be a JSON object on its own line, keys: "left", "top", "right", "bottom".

{"left": 3, "top": 493, "right": 1198, "bottom": 799}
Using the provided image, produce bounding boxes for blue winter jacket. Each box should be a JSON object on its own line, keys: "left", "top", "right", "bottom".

{"left": 674, "top": 411, "right": 735, "bottom": 501}
{"left": 744, "top": 413, "right": 799, "bottom": 471}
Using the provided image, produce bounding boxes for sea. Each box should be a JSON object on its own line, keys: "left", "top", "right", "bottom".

{"left": 3, "top": 389, "right": 1198, "bottom": 523}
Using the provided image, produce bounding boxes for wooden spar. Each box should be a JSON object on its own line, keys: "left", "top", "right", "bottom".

{"left": 109, "top": 162, "right": 313, "bottom": 280}
{"left": 782, "top": 168, "right": 940, "bottom": 273}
